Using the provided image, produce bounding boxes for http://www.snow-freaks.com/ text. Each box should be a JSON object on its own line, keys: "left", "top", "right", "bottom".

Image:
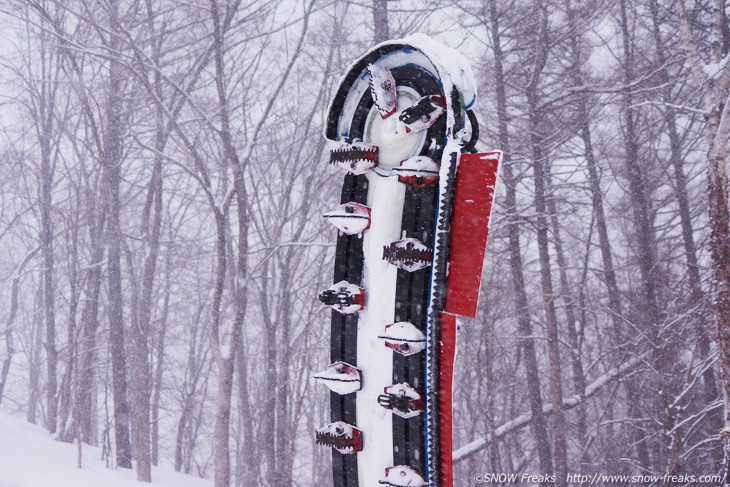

{"left": 473, "top": 472, "right": 727, "bottom": 484}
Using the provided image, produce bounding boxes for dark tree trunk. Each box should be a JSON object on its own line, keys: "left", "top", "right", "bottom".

{"left": 275, "top": 255, "right": 293, "bottom": 486}
{"left": 567, "top": 7, "right": 638, "bottom": 473}
{"left": 128, "top": 105, "right": 164, "bottom": 484}
{"left": 618, "top": 0, "right": 666, "bottom": 470}
{"left": 373, "top": 0, "right": 389, "bottom": 43}
{"left": 102, "top": 0, "right": 132, "bottom": 468}
{"left": 528, "top": 89, "right": 568, "bottom": 487}
{"left": 40, "top": 76, "right": 57, "bottom": 437}
{"left": 618, "top": 0, "right": 661, "bottom": 341}
{"left": 57, "top": 215, "right": 80, "bottom": 443}
{"left": 706, "top": 133, "right": 730, "bottom": 482}
{"left": 209, "top": 3, "right": 250, "bottom": 485}
{"left": 546, "top": 168, "right": 587, "bottom": 451}
{"left": 260, "top": 259, "right": 278, "bottom": 483}
{"left": 28, "top": 287, "right": 44, "bottom": 424}
{"left": 564, "top": 0, "right": 624, "bottom": 338}
{"left": 0, "top": 250, "right": 37, "bottom": 405}
{"left": 78, "top": 207, "right": 105, "bottom": 446}
{"left": 487, "top": 0, "right": 553, "bottom": 473}
{"left": 150, "top": 268, "right": 169, "bottom": 466}
{"left": 649, "top": 0, "right": 719, "bottom": 405}
{"left": 0, "top": 277, "right": 19, "bottom": 405}
{"left": 524, "top": 5, "right": 567, "bottom": 482}
{"left": 235, "top": 336, "right": 258, "bottom": 487}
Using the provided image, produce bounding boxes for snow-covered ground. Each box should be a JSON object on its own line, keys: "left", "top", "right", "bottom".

{"left": 0, "top": 412, "right": 211, "bottom": 487}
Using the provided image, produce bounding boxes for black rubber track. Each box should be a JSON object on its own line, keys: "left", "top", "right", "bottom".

{"left": 389, "top": 65, "right": 445, "bottom": 476}
{"left": 329, "top": 173, "right": 367, "bottom": 487}
{"left": 328, "top": 85, "right": 373, "bottom": 487}
{"left": 326, "top": 49, "right": 460, "bottom": 487}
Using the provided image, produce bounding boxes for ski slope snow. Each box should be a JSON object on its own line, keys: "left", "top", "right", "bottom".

{"left": 0, "top": 411, "right": 211, "bottom": 487}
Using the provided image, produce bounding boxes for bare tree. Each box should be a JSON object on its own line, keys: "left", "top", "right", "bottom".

{"left": 373, "top": 0, "right": 389, "bottom": 42}
{"left": 484, "top": 0, "right": 553, "bottom": 474}
{"left": 677, "top": 0, "right": 730, "bottom": 478}
{"left": 0, "top": 250, "right": 38, "bottom": 404}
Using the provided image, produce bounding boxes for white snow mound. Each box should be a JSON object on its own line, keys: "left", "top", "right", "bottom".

{"left": 0, "top": 411, "right": 211, "bottom": 487}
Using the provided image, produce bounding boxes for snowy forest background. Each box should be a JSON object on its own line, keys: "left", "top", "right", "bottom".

{"left": 0, "top": 0, "right": 729, "bottom": 485}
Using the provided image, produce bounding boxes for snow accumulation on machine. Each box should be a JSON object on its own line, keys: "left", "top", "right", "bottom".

{"left": 314, "top": 34, "right": 502, "bottom": 487}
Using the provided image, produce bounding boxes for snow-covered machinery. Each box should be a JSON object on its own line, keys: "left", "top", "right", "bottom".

{"left": 314, "top": 34, "right": 502, "bottom": 487}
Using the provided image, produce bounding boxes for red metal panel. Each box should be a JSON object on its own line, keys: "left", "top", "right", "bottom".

{"left": 444, "top": 151, "right": 502, "bottom": 318}
{"left": 438, "top": 312, "right": 457, "bottom": 487}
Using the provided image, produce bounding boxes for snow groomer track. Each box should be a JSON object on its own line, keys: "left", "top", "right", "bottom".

{"left": 314, "top": 34, "right": 502, "bottom": 487}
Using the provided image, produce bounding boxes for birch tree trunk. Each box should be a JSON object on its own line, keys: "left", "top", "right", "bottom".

{"left": 677, "top": 0, "right": 730, "bottom": 478}
{"left": 210, "top": 2, "right": 248, "bottom": 485}
{"left": 650, "top": 0, "right": 719, "bottom": 407}
{"left": 235, "top": 338, "right": 257, "bottom": 487}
